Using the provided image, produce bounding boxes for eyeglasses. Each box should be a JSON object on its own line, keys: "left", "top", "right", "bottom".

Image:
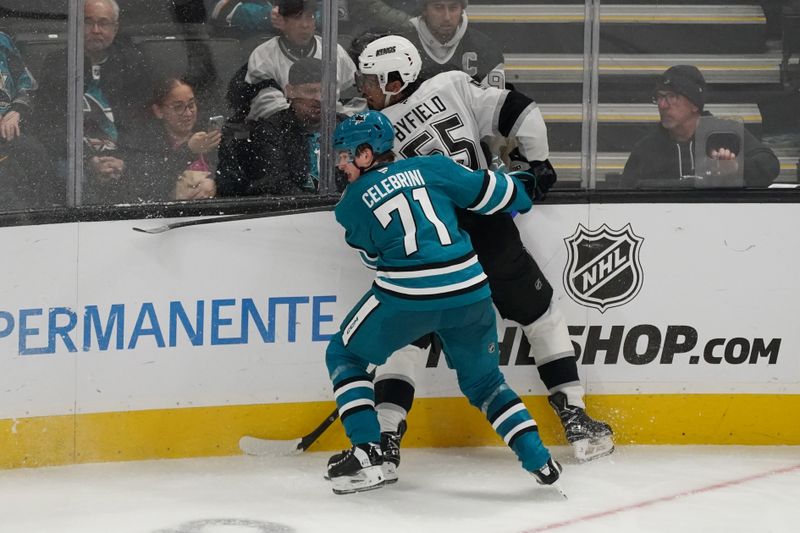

{"left": 165, "top": 100, "right": 197, "bottom": 115}
{"left": 85, "top": 18, "right": 117, "bottom": 30}
{"left": 651, "top": 92, "right": 680, "bottom": 105}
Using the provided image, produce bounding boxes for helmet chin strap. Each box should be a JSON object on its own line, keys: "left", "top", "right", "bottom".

{"left": 379, "top": 79, "right": 408, "bottom": 108}
{"left": 354, "top": 149, "right": 376, "bottom": 174}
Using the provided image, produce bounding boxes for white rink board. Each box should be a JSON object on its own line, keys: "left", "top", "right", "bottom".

{"left": 515, "top": 203, "right": 799, "bottom": 394}
{"left": 0, "top": 204, "right": 798, "bottom": 420}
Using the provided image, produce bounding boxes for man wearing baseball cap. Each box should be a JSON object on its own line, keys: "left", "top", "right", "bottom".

{"left": 623, "top": 65, "right": 779, "bottom": 187}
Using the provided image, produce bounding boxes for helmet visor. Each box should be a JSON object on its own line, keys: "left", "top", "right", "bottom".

{"left": 354, "top": 72, "right": 380, "bottom": 92}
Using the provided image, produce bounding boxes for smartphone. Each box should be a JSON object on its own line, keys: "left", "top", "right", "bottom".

{"left": 207, "top": 115, "right": 225, "bottom": 132}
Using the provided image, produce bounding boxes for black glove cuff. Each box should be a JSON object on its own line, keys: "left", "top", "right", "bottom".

{"left": 528, "top": 159, "right": 557, "bottom": 200}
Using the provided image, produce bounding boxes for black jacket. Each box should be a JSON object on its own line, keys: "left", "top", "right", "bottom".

{"left": 404, "top": 25, "right": 503, "bottom": 84}
{"left": 217, "top": 108, "right": 342, "bottom": 197}
{"left": 34, "top": 38, "right": 153, "bottom": 204}
{"left": 128, "top": 124, "right": 217, "bottom": 202}
{"left": 34, "top": 38, "right": 152, "bottom": 162}
{"left": 623, "top": 112, "right": 780, "bottom": 188}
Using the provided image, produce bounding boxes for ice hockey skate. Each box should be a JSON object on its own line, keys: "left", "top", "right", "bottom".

{"left": 380, "top": 419, "right": 407, "bottom": 484}
{"left": 548, "top": 391, "right": 614, "bottom": 462}
{"left": 326, "top": 443, "right": 385, "bottom": 495}
{"left": 529, "top": 457, "right": 563, "bottom": 485}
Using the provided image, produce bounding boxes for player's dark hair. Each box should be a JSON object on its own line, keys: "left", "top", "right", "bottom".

{"left": 356, "top": 143, "right": 395, "bottom": 164}
{"left": 373, "top": 151, "right": 396, "bottom": 164}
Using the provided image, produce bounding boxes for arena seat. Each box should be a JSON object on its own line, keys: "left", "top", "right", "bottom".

{"left": 14, "top": 33, "right": 67, "bottom": 83}
{"left": 467, "top": 4, "right": 768, "bottom": 54}
{"left": 507, "top": 52, "right": 788, "bottom": 104}
{"left": 118, "top": 0, "right": 184, "bottom": 26}
{"left": 541, "top": 102, "right": 763, "bottom": 152}
{"left": 131, "top": 34, "right": 244, "bottom": 115}
{"left": 550, "top": 151, "right": 799, "bottom": 185}
{"left": 0, "top": 2, "right": 66, "bottom": 37}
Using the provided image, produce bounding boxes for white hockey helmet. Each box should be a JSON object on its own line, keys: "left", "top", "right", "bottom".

{"left": 358, "top": 35, "right": 422, "bottom": 96}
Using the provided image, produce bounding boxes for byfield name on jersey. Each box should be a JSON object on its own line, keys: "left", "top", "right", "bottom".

{"left": 362, "top": 168, "right": 425, "bottom": 208}
{"left": 394, "top": 95, "right": 447, "bottom": 142}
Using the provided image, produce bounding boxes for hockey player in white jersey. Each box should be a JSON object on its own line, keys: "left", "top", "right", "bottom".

{"left": 353, "top": 35, "right": 615, "bottom": 474}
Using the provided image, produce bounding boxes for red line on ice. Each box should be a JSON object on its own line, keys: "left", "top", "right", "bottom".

{"left": 522, "top": 462, "right": 800, "bottom": 533}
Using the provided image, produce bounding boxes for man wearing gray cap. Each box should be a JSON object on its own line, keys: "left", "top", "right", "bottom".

{"left": 623, "top": 65, "right": 779, "bottom": 187}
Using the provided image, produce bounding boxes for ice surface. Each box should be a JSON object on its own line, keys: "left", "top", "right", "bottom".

{"left": 1, "top": 445, "right": 798, "bottom": 533}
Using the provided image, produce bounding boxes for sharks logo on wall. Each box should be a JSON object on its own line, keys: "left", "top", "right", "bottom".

{"left": 563, "top": 224, "right": 644, "bottom": 313}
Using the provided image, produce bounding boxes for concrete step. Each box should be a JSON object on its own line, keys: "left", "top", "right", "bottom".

{"left": 468, "top": 4, "right": 768, "bottom": 54}
{"left": 505, "top": 53, "right": 786, "bottom": 84}
{"left": 540, "top": 102, "right": 762, "bottom": 123}
{"left": 540, "top": 102, "right": 763, "bottom": 151}
{"left": 549, "top": 150, "right": 799, "bottom": 184}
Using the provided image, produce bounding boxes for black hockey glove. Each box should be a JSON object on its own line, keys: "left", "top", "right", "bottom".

{"left": 509, "top": 170, "right": 538, "bottom": 201}
{"left": 508, "top": 148, "right": 558, "bottom": 200}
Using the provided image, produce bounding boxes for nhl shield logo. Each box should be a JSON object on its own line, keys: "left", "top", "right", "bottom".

{"left": 563, "top": 224, "right": 644, "bottom": 313}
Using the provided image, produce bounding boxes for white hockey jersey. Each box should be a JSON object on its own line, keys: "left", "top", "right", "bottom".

{"left": 381, "top": 70, "right": 549, "bottom": 170}
{"left": 245, "top": 36, "right": 360, "bottom": 120}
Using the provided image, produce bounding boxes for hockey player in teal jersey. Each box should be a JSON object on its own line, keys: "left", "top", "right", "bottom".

{"left": 325, "top": 110, "right": 562, "bottom": 495}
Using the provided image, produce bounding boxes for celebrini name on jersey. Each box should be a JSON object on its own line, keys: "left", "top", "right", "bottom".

{"left": 362, "top": 168, "right": 426, "bottom": 208}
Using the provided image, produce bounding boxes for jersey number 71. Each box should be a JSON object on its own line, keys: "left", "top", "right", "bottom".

{"left": 374, "top": 188, "right": 452, "bottom": 256}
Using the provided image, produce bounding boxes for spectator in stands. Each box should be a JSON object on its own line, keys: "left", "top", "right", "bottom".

{"left": 35, "top": 0, "right": 153, "bottom": 204}
{"left": 405, "top": 0, "right": 502, "bottom": 84}
{"left": 244, "top": 0, "right": 362, "bottom": 120}
{"left": 205, "top": 1, "right": 280, "bottom": 35}
{"left": 273, "top": 0, "right": 417, "bottom": 39}
{"left": 218, "top": 57, "right": 341, "bottom": 196}
{"left": 392, "top": 0, "right": 507, "bottom": 170}
{"left": 347, "top": 0, "right": 416, "bottom": 35}
{"left": 0, "top": 31, "right": 57, "bottom": 209}
{"left": 133, "top": 77, "right": 218, "bottom": 201}
{"left": 0, "top": 32, "right": 34, "bottom": 144}
{"left": 623, "top": 65, "right": 780, "bottom": 188}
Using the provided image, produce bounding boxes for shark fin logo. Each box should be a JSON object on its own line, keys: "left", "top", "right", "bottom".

{"left": 563, "top": 224, "right": 644, "bottom": 313}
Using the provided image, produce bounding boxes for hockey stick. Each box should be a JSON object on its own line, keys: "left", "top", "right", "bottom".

{"left": 239, "top": 406, "right": 340, "bottom": 456}
{"left": 132, "top": 205, "right": 333, "bottom": 234}
{"left": 239, "top": 368, "right": 377, "bottom": 456}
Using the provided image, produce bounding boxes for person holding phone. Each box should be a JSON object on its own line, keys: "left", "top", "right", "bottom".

{"left": 133, "top": 77, "right": 220, "bottom": 201}
{"left": 622, "top": 65, "right": 779, "bottom": 188}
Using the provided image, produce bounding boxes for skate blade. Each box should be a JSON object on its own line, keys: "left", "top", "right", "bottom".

{"left": 552, "top": 481, "right": 568, "bottom": 499}
{"left": 382, "top": 462, "right": 398, "bottom": 484}
{"left": 326, "top": 463, "right": 395, "bottom": 483}
{"left": 331, "top": 465, "right": 385, "bottom": 495}
{"left": 572, "top": 435, "right": 615, "bottom": 462}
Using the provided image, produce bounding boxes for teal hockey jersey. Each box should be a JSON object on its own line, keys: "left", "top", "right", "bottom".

{"left": 335, "top": 154, "right": 533, "bottom": 311}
